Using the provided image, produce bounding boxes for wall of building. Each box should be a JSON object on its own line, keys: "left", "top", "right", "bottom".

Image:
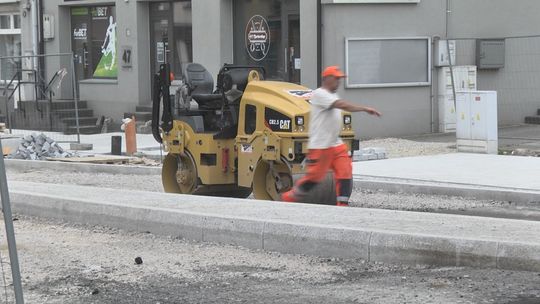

{"left": 299, "top": 1, "right": 318, "bottom": 89}
{"left": 450, "top": 0, "right": 540, "bottom": 127}
{"left": 0, "top": 2, "right": 18, "bottom": 13}
{"left": 192, "top": 0, "right": 233, "bottom": 78}
{"left": 322, "top": 0, "right": 540, "bottom": 138}
{"left": 321, "top": 1, "right": 446, "bottom": 138}
{"left": 17, "top": 0, "right": 540, "bottom": 137}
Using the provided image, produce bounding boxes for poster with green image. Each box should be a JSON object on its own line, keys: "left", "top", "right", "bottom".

{"left": 93, "top": 14, "right": 117, "bottom": 78}
{"left": 91, "top": 7, "right": 118, "bottom": 78}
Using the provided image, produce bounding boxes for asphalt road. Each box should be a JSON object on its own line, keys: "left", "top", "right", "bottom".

{"left": 2, "top": 217, "right": 539, "bottom": 304}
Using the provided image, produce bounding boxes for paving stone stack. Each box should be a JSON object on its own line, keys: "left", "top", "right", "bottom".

{"left": 353, "top": 147, "right": 388, "bottom": 162}
{"left": 525, "top": 108, "right": 540, "bottom": 125}
{"left": 8, "top": 133, "right": 74, "bottom": 160}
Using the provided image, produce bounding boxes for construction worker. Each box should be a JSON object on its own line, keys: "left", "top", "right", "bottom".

{"left": 282, "top": 66, "right": 382, "bottom": 206}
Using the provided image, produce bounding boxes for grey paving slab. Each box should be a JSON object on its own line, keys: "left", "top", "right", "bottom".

{"left": 354, "top": 153, "right": 540, "bottom": 191}
{"left": 7, "top": 181, "right": 540, "bottom": 271}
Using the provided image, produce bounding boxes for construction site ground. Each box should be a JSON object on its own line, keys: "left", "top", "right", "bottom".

{"left": 2, "top": 126, "right": 540, "bottom": 303}
{"left": 5, "top": 161, "right": 539, "bottom": 220}
{"left": 4, "top": 216, "right": 539, "bottom": 304}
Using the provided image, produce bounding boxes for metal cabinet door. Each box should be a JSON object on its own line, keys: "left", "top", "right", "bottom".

{"left": 470, "top": 92, "right": 488, "bottom": 140}
{"left": 456, "top": 92, "right": 471, "bottom": 139}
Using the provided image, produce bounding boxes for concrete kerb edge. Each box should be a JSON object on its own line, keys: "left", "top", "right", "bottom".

{"left": 9, "top": 190, "right": 540, "bottom": 272}
{"left": 8, "top": 159, "right": 540, "bottom": 203}
{"left": 354, "top": 179, "right": 540, "bottom": 203}
{"left": 5, "top": 159, "right": 161, "bottom": 175}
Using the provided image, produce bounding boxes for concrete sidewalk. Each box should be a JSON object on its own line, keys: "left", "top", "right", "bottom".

{"left": 8, "top": 181, "right": 540, "bottom": 272}
{"left": 354, "top": 153, "right": 540, "bottom": 203}
{"left": 61, "top": 132, "right": 163, "bottom": 158}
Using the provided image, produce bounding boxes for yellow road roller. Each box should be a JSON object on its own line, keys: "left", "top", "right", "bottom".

{"left": 152, "top": 63, "right": 359, "bottom": 204}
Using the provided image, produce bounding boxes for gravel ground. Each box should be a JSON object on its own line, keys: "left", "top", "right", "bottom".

{"left": 0, "top": 216, "right": 538, "bottom": 304}
{"left": 349, "top": 188, "right": 510, "bottom": 212}
{"left": 6, "top": 169, "right": 513, "bottom": 213}
{"left": 360, "top": 138, "right": 456, "bottom": 159}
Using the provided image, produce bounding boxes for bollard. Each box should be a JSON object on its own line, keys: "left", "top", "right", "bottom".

{"left": 125, "top": 116, "right": 138, "bottom": 156}
{"left": 111, "top": 136, "right": 122, "bottom": 155}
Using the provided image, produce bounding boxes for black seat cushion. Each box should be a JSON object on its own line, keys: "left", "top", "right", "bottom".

{"left": 183, "top": 63, "right": 214, "bottom": 95}
{"left": 191, "top": 93, "right": 223, "bottom": 109}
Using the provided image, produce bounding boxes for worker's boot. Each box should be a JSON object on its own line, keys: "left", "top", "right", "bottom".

{"left": 281, "top": 190, "right": 297, "bottom": 203}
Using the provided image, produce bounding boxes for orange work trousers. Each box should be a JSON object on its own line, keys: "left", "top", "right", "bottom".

{"left": 294, "top": 143, "right": 353, "bottom": 205}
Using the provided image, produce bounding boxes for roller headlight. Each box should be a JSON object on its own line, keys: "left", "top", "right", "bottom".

{"left": 295, "top": 116, "right": 305, "bottom": 126}
{"left": 343, "top": 115, "right": 352, "bottom": 125}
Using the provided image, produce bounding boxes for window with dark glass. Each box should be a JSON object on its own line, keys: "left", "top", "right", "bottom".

{"left": 13, "top": 15, "right": 20, "bottom": 29}
{"left": 0, "top": 13, "right": 22, "bottom": 81}
{"left": 233, "top": 0, "right": 301, "bottom": 83}
{"left": 71, "top": 6, "right": 117, "bottom": 80}
{"left": 149, "top": 1, "right": 193, "bottom": 80}
{"left": 245, "top": 104, "right": 257, "bottom": 134}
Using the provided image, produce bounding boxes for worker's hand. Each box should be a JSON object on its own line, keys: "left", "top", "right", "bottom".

{"left": 365, "top": 107, "right": 382, "bottom": 117}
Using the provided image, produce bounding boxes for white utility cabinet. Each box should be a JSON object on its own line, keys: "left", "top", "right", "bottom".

{"left": 456, "top": 91, "right": 498, "bottom": 154}
{"left": 434, "top": 40, "right": 456, "bottom": 67}
{"left": 438, "top": 66, "right": 477, "bottom": 133}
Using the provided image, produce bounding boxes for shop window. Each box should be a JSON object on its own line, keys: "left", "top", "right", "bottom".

{"left": 244, "top": 104, "right": 257, "bottom": 134}
{"left": 150, "top": 1, "right": 193, "bottom": 80}
{"left": 71, "top": 6, "right": 117, "bottom": 80}
{"left": 0, "top": 13, "right": 22, "bottom": 81}
{"left": 233, "top": 0, "right": 300, "bottom": 83}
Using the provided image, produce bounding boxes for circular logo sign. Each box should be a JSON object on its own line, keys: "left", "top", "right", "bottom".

{"left": 245, "top": 15, "right": 270, "bottom": 62}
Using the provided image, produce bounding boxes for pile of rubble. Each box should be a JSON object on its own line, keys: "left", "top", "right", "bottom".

{"left": 8, "top": 133, "right": 74, "bottom": 160}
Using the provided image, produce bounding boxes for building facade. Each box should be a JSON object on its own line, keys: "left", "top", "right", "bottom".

{"left": 16, "top": 0, "right": 540, "bottom": 137}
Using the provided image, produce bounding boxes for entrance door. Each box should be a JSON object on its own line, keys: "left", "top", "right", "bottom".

{"left": 233, "top": 0, "right": 301, "bottom": 83}
{"left": 149, "top": 1, "right": 193, "bottom": 79}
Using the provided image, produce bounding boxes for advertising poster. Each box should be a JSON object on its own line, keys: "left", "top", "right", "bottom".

{"left": 91, "top": 6, "right": 117, "bottom": 78}
{"left": 71, "top": 6, "right": 117, "bottom": 79}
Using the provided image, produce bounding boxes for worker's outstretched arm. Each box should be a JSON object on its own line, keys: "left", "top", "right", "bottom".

{"left": 333, "top": 99, "right": 382, "bottom": 117}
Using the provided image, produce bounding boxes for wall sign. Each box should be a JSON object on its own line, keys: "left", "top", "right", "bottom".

{"left": 156, "top": 42, "right": 165, "bottom": 63}
{"left": 121, "top": 46, "right": 132, "bottom": 68}
{"left": 72, "top": 24, "right": 88, "bottom": 40}
{"left": 245, "top": 15, "right": 270, "bottom": 62}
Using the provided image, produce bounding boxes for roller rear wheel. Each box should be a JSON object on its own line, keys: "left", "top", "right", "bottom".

{"left": 162, "top": 153, "right": 198, "bottom": 194}
{"left": 162, "top": 153, "right": 253, "bottom": 198}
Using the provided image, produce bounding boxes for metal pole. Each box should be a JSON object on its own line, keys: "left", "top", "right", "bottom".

{"left": 0, "top": 139, "right": 24, "bottom": 304}
{"left": 70, "top": 54, "right": 81, "bottom": 144}
{"left": 317, "top": 1, "right": 322, "bottom": 87}
{"left": 445, "top": 0, "right": 457, "bottom": 108}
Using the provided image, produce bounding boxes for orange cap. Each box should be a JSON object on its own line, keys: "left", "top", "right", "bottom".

{"left": 322, "top": 66, "right": 346, "bottom": 78}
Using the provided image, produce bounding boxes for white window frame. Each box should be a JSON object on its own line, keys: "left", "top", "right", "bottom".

{"left": 345, "top": 36, "right": 432, "bottom": 88}
{"left": 0, "top": 13, "right": 22, "bottom": 84}
{"left": 0, "top": 13, "right": 21, "bottom": 34}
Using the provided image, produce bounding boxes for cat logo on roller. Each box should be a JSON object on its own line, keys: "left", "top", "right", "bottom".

{"left": 152, "top": 63, "right": 359, "bottom": 204}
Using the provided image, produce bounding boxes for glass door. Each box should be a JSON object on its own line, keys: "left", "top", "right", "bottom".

{"left": 150, "top": 2, "right": 174, "bottom": 79}
{"left": 233, "top": 0, "right": 301, "bottom": 83}
{"left": 149, "top": 1, "right": 193, "bottom": 80}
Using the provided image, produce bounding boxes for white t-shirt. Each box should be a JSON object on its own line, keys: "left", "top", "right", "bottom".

{"left": 308, "top": 88, "right": 343, "bottom": 149}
